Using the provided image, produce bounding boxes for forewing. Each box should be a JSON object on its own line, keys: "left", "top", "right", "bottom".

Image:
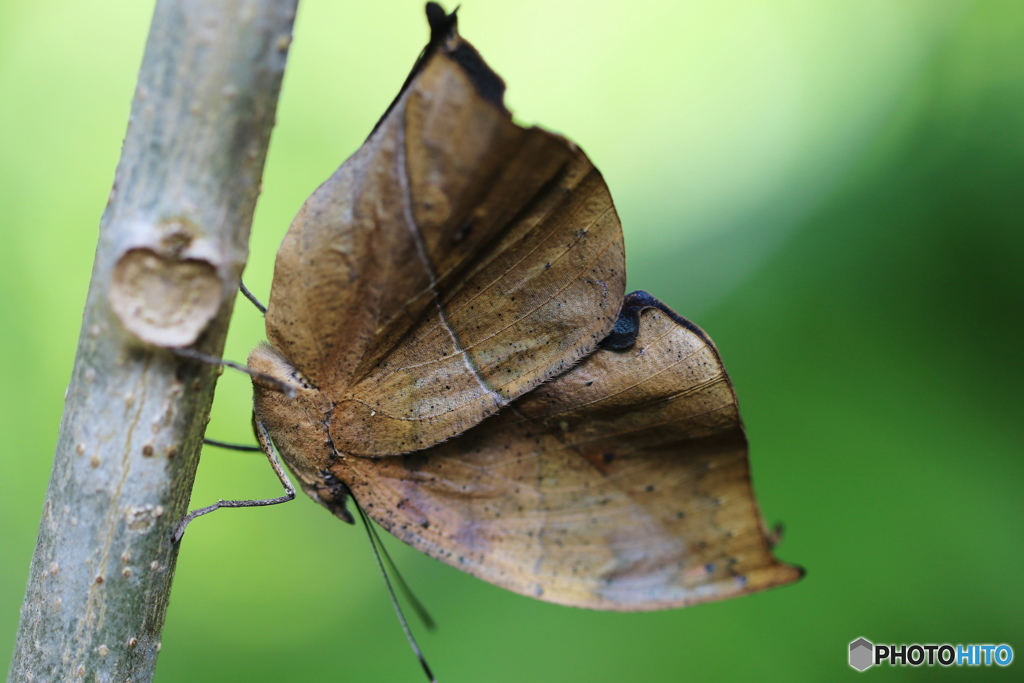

{"left": 266, "top": 36, "right": 624, "bottom": 457}
{"left": 338, "top": 294, "right": 802, "bottom": 610}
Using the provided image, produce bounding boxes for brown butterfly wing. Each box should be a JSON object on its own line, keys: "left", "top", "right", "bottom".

{"left": 334, "top": 294, "right": 803, "bottom": 610}
{"left": 265, "top": 37, "right": 625, "bottom": 457}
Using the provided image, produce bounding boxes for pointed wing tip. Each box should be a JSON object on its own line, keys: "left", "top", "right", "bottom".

{"left": 426, "top": 2, "right": 457, "bottom": 40}
{"left": 750, "top": 559, "right": 805, "bottom": 595}
{"left": 420, "top": 2, "right": 507, "bottom": 113}
{"left": 717, "top": 559, "right": 805, "bottom": 604}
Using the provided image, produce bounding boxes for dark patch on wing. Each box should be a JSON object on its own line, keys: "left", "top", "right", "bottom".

{"left": 448, "top": 41, "right": 506, "bottom": 110}
{"left": 598, "top": 290, "right": 722, "bottom": 364}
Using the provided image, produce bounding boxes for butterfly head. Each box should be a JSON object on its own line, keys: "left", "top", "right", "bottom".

{"left": 249, "top": 343, "right": 355, "bottom": 525}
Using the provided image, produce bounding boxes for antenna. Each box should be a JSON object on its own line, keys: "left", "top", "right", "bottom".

{"left": 239, "top": 280, "right": 267, "bottom": 314}
{"left": 354, "top": 501, "right": 437, "bottom": 682}
{"left": 363, "top": 513, "right": 437, "bottom": 630}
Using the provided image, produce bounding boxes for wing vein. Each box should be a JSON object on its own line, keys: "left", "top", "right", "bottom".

{"left": 395, "top": 115, "right": 509, "bottom": 410}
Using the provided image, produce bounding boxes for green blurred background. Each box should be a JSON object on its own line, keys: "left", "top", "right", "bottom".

{"left": 2, "top": 0, "right": 1022, "bottom": 680}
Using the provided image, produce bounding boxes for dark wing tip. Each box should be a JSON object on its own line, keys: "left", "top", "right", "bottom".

{"left": 427, "top": 3, "right": 506, "bottom": 110}
{"left": 371, "top": 3, "right": 506, "bottom": 138}
{"left": 425, "top": 2, "right": 457, "bottom": 42}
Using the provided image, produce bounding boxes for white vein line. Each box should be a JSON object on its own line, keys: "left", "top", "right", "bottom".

{"left": 340, "top": 233, "right": 619, "bottom": 422}
{"left": 395, "top": 120, "right": 508, "bottom": 410}
{"left": 374, "top": 230, "right": 618, "bottom": 376}
{"left": 403, "top": 169, "right": 608, "bottom": 348}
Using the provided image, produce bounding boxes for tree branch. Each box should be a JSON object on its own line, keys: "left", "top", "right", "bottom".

{"left": 9, "top": 0, "right": 298, "bottom": 679}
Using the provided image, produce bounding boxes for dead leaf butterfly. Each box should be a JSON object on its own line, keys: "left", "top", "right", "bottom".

{"left": 181, "top": 0, "right": 802, "bottom": 630}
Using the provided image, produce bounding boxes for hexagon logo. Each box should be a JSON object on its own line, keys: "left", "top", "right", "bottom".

{"left": 850, "top": 638, "right": 874, "bottom": 671}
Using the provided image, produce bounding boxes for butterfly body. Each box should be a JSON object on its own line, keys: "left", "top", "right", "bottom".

{"left": 248, "top": 344, "right": 352, "bottom": 522}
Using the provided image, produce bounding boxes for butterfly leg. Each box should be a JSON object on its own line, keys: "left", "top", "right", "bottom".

{"left": 202, "top": 416, "right": 264, "bottom": 453}
{"left": 201, "top": 438, "right": 261, "bottom": 452}
{"left": 172, "top": 417, "right": 295, "bottom": 543}
{"left": 239, "top": 280, "right": 266, "bottom": 314}
{"left": 172, "top": 346, "right": 294, "bottom": 397}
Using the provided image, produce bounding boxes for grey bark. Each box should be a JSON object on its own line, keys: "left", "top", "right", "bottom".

{"left": 9, "top": 0, "right": 299, "bottom": 680}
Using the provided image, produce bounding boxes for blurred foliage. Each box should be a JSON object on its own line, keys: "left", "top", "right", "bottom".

{"left": 2, "top": 1, "right": 1022, "bottom": 681}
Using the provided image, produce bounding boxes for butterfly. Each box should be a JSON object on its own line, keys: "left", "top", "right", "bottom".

{"left": 189, "top": 3, "right": 802, "bottom": 613}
